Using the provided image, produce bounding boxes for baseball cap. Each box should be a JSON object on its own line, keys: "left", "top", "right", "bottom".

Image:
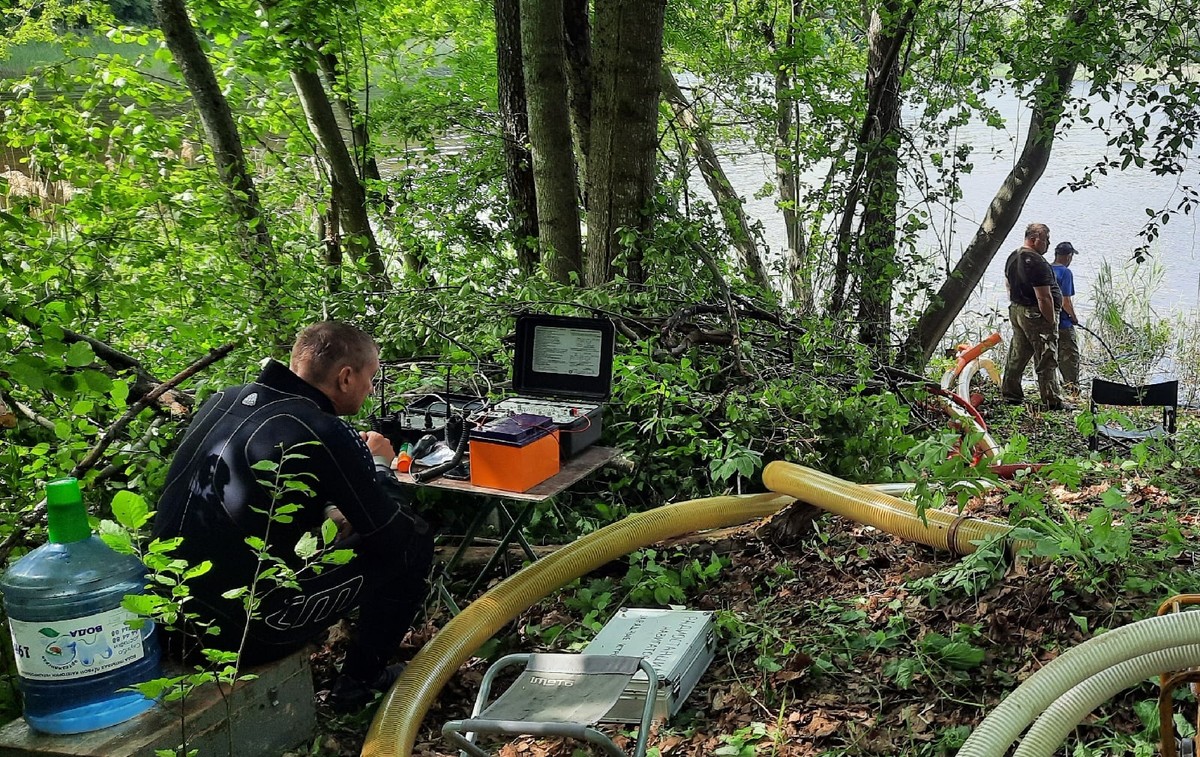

{"left": 1055, "top": 241, "right": 1079, "bottom": 255}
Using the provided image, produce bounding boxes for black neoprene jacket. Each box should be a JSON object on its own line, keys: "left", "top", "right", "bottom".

{"left": 152, "top": 360, "right": 418, "bottom": 623}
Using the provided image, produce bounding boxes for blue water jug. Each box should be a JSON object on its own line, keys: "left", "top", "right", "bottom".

{"left": 0, "top": 478, "right": 162, "bottom": 734}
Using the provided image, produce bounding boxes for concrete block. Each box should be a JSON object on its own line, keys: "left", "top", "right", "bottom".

{"left": 0, "top": 651, "right": 315, "bottom": 757}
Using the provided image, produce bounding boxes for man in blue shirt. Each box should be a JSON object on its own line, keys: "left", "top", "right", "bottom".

{"left": 1051, "top": 241, "right": 1081, "bottom": 392}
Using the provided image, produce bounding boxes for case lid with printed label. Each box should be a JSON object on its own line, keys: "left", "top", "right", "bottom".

{"left": 512, "top": 314, "right": 614, "bottom": 401}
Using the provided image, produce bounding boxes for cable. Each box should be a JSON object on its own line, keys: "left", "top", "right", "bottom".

{"left": 411, "top": 414, "right": 470, "bottom": 484}
{"left": 1076, "top": 323, "right": 1133, "bottom": 384}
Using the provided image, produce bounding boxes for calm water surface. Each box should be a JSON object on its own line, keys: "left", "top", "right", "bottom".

{"left": 705, "top": 84, "right": 1200, "bottom": 324}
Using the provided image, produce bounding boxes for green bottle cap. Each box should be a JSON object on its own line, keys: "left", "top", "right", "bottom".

{"left": 46, "top": 478, "right": 91, "bottom": 544}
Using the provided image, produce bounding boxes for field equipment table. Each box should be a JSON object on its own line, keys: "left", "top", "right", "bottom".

{"left": 396, "top": 445, "right": 619, "bottom": 613}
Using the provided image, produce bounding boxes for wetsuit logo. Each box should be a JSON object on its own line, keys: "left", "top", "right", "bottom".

{"left": 242, "top": 393, "right": 258, "bottom": 406}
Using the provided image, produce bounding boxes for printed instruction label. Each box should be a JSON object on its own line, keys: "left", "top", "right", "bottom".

{"left": 8, "top": 607, "right": 147, "bottom": 681}
{"left": 531, "top": 326, "right": 602, "bottom": 377}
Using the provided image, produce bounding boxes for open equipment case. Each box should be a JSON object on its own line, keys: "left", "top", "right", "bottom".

{"left": 492, "top": 313, "right": 614, "bottom": 459}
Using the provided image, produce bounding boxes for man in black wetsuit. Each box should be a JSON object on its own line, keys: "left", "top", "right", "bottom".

{"left": 1000, "top": 222, "right": 1066, "bottom": 410}
{"left": 153, "top": 321, "right": 433, "bottom": 710}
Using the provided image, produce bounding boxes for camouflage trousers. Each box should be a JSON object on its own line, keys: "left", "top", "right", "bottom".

{"left": 1058, "top": 327, "right": 1080, "bottom": 392}
{"left": 1000, "top": 304, "right": 1063, "bottom": 407}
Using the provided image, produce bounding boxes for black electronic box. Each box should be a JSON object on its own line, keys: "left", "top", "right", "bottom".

{"left": 373, "top": 392, "right": 488, "bottom": 448}
{"left": 493, "top": 313, "right": 614, "bottom": 459}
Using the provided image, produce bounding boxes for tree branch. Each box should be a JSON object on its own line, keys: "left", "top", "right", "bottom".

{"left": 0, "top": 343, "right": 236, "bottom": 564}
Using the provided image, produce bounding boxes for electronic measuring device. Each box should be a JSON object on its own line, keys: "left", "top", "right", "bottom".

{"left": 492, "top": 313, "right": 614, "bottom": 459}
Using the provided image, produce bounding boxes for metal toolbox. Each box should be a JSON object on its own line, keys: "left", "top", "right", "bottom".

{"left": 583, "top": 608, "right": 716, "bottom": 723}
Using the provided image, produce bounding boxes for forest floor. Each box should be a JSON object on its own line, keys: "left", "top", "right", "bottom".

{"left": 305, "top": 397, "right": 1200, "bottom": 757}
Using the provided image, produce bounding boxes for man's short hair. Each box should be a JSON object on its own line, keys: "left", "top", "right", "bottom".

{"left": 291, "top": 322, "right": 378, "bottom": 385}
{"left": 1024, "top": 223, "right": 1049, "bottom": 242}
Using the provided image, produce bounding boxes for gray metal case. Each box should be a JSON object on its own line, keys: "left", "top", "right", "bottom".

{"left": 582, "top": 608, "right": 716, "bottom": 724}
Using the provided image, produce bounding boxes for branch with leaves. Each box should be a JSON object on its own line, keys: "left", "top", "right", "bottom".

{"left": 0, "top": 343, "right": 236, "bottom": 564}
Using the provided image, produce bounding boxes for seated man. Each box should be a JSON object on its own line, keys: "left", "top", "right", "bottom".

{"left": 153, "top": 321, "right": 433, "bottom": 710}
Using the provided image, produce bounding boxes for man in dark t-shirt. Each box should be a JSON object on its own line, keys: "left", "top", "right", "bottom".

{"left": 154, "top": 322, "right": 434, "bottom": 711}
{"left": 1000, "top": 223, "right": 1066, "bottom": 409}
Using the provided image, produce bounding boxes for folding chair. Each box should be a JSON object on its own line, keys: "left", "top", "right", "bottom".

{"left": 442, "top": 653, "right": 658, "bottom": 757}
{"left": 1088, "top": 378, "right": 1178, "bottom": 452}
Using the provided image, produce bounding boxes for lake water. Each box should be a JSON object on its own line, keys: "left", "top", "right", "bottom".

{"left": 702, "top": 83, "right": 1200, "bottom": 327}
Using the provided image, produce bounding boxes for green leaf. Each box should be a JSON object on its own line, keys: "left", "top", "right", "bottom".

{"left": 111, "top": 380, "right": 129, "bottom": 407}
{"left": 294, "top": 532, "right": 318, "bottom": 560}
{"left": 936, "top": 641, "right": 986, "bottom": 670}
{"left": 320, "top": 518, "right": 337, "bottom": 545}
{"left": 64, "top": 341, "right": 95, "bottom": 368}
{"left": 111, "top": 490, "right": 150, "bottom": 529}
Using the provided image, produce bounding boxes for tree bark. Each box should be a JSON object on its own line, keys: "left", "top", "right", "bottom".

{"left": 584, "top": 0, "right": 667, "bottom": 286}
{"left": 151, "top": 0, "right": 276, "bottom": 297}
{"left": 317, "top": 51, "right": 389, "bottom": 209}
{"left": 765, "top": 1, "right": 811, "bottom": 309}
{"left": 495, "top": 0, "right": 540, "bottom": 274}
{"left": 661, "top": 67, "right": 769, "bottom": 287}
{"left": 855, "top": 0, "right": 910, "bottom": 357}
{"left": 900, "top": 8, "right": 1087, "bottom": 366}
{"left": 829, "top": 0, "right": 919, "bottom": 321}
{"left": 521, "top": 0, "right": 584, "bottom": 283}
{"left": 563, "top": 0, "right": 592, "bottom": 198}
{"left": 290, "top": 64, "right": 390, "bottom": 285}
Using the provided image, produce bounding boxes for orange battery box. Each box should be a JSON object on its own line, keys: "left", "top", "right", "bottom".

{"left": 469, "top": 414, "right": 560, "bottom": 492}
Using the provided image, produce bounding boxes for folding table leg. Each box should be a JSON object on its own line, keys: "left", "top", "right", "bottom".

{"left": 464, "top": 500, "right": 537, "bottom": 598}
{"left": 431, "top": 499, "right": 502, "bottom": 615}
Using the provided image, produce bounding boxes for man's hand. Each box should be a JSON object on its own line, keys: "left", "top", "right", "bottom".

{"left": 360, "top": 430, "right": 396, "bottom": 461}
{"left": 1033, "top": 285, "right": 1057, "bottom": 325}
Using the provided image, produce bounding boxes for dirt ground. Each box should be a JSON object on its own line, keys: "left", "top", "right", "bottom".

{"left": 306, "top": 407, "right": 1199, "bottom": 756}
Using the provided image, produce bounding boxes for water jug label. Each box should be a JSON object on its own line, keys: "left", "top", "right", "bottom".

{"left": 8, "top": 608, "right": 148, "bottom": 681}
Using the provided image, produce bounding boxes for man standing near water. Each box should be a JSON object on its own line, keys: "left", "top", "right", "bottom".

{"left": 1000, "top": 223, "right": 1066, "bottom": 410}
{"left": 1051, "top": 241, "right": 1082, "bottom": 393}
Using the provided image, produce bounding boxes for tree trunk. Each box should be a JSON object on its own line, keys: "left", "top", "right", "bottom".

{"left": 290, "top": 64, "right": 390, "bottom": 285}
{"left": 563, "top": 0, "right": 592, "bottom": 199}
{"left": 495, "top": 0, "right": 540, "bottom": 274}
{"left": 317, "top": 51, "right": 388, "bottom": 209}
{"left": 521, "top": 0, "right": 584, "bottom": 283}
{"left": 829, "top": 0, "right": 919, "bottom": 322}
{"left": 660, "top": 67, "right": 769, "bottom": 288}
{"left": 584, "top": 0, "right": 666, "bottom": 286}
{"left": 855, "top": 0, "right": 909, "bottom": 357}
{"left": 151, "top": 0, "right": 276, "bottom": 297}
{"left": 900, "top": 8, "right": 1087, "bottom": 366}
{"left": 766, "top": 1, "right": 811, "bottom": 310}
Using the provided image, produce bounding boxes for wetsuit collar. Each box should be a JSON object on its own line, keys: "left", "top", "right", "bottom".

{"left": 256, "top": 359, "right": 337, "bottom": 415}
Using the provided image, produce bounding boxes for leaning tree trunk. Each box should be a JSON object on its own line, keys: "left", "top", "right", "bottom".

{"left": 661, "top": 67, "right": 769, "bottom": 288}
{"left": 855, "top": 0, "right": 911, "bottom": 357}
{"left": 900, "top": 7, "right": 1087, "bottom": 367}
{"left": 318, "top": 51, "right": 389, "bottom": 210}
{"left": 563, "top": 0, "right": 592, "bottom": 200}
{"left": 151, "top": 0, "right": 276, "bottom": 299}
{"left": 521, "top": 0, "right": 584, "bottom": 283}
{"left": 495, "top": 0, "right": 540, "bottom": 274}
{"left": 584, "top": 0, "right": 667, "bottom": 286}
{"left": 290, "top": 63, "right": 391, "bottom": 284}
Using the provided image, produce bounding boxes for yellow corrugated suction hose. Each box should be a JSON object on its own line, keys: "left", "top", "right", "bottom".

{"left": 361, "top": 492, "right": 795, "bottom": 757}
{"left": 762, "top": 461, "right": 1027, "bottom": 555}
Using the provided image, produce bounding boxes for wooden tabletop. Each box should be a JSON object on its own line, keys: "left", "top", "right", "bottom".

{"left": 395, "top": 445, "right": 619, "bottom": 502}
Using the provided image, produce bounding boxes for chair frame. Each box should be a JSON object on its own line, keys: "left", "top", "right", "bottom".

{"left": 442, "top": 653, "right": 659, "bottom": 757}
{"left": 1088, "top": 378, "right": 1178, "bottom": 452}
